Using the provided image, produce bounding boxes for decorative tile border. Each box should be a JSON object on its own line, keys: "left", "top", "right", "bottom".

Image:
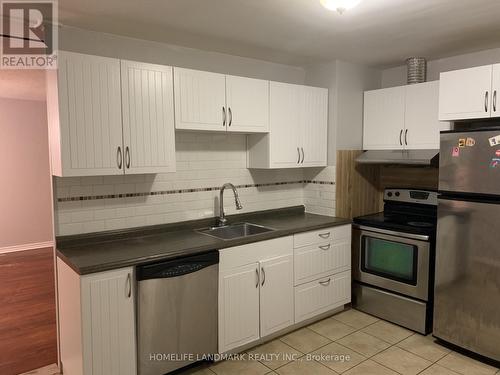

{"left": 57, "top": 180, "right": 335, "bottom": 202}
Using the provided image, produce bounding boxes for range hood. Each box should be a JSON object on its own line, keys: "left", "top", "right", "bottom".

{"left": 355, "top": 149, "right": 439, "bottom": 166}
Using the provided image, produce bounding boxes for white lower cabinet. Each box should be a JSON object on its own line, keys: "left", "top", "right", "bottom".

{"left": 219, "top": 263, "right": 261, "bottom": 352}
{"left": 259, "top": 255, "right": 294, "bottom": 337}
{"left": 294, "top": 224, "right": 352, "bottom": 323}
{"left": 295, "top": 271, "right": 351, "bottom": 323}
{"left": 218, "top": 224, "right": 352, "bottom": 353}
{"left": 218, "top": 237, "right": 294, "bottom": 353}
{"left": 57, "top": 259, "right": 136, "bottom": 375}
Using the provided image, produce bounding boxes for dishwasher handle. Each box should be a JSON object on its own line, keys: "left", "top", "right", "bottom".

{"left": 137, "top": 251, "right": 219, "bottom": 281}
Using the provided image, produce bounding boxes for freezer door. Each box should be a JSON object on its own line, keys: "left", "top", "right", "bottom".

{"left": 439, "top": 129, "right": 500, "bottom": 195}
{"left": 434, "top": 197, "right": 500, "bottom": 361}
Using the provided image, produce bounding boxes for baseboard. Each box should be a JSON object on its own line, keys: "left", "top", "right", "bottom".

{"left": 0, "top": 241, "right": 54, "bottom": 254}
{"left": 19, "top": 364, "right": 59, "bottom": 375}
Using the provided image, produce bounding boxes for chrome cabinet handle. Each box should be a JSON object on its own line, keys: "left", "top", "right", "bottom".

{"left": 301, "top": 147, "right": 305, "bottom": 164}
{"left": 297, "top": 147, "right": 301, "bottom": 164}
{"left": 399, "top": 129, "right": 403, "bottom": 146}
{"left": 255, "top": 268, "right": 259, "bottom": 288}
{"left": 494, "top": 91, "right": 497, "bottom": 112}
{"left": 404, "top": 129, "right": 408, "bottom": 146}
{"left": 222, "top": 107, "right": 226, "bottom": 127}
{"left": 228, "top": 107, "right": 232, "bottom": 127}
{"left": 125, "top": 146, "right": 130, "bottom": 169}
{"left": 261, "top": 267, "right": 266, "bottom": 286}
{"left": 319, "top": 244, "right": 331, "bottom": 250}
{"left": 126, "top": 273, "right": 131, "bottom": 298}
{"left": 318, "top": 232, "right": 331, "bottom": 239}
{"left": 485, "top": 91, "right": 489, "bottom": 112}
{"left": 117, "top": 146, "right": 123, "bottom": 169}
{"left": 319, "top": 278, "right": 331, "bottom": 286}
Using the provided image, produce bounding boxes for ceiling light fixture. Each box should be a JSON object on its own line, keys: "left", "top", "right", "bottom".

{"left": 320, "top": 0, "right": 362, "bottom": 14}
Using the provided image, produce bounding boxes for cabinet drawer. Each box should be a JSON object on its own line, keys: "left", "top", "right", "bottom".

{"left": 294, "top": 225, "right": 351, "bottom": 248}
{"left": 294, "top": 238, "right": 351, "bottom": 285}
{"left": 294, "top": 271, "right": 351, "bottom": 323}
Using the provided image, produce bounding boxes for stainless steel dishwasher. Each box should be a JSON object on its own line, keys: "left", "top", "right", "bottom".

{"left": 137, "top": 251, "right": 219, "bottom": 375}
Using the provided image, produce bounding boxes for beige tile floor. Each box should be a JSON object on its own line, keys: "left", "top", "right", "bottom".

{"left": 181, "top": 309, "right": 500, "bottom": 375}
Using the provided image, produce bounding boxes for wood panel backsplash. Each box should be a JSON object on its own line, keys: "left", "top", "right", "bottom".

{"left": 335, "top": 150, "right": 381, "bottom": 219}
{"left": 336, "top": 150, "right": 439, "bottom": 219}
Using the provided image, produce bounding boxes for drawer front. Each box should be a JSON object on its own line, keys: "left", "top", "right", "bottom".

{"left": 294, "top": 271, "right": 351, "bottom": 323}
{"left": 219, "top": 236, "right": 293, "bottom": 270}
{"left": 294, "top": 225, "right": 351, "bottom": 248}
{"left": 294, "top": 238, "right": 351, "bottom": 285}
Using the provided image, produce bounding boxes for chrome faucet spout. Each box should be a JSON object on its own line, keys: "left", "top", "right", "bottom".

{"left": 218, "top": 183, "right": 243, "bottom": 226}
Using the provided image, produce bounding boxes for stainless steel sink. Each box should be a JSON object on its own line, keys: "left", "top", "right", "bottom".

{"left": 197, "top": 222, "right": 274, "bottom": 240}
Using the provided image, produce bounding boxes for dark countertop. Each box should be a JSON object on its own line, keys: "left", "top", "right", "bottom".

{"left": 56, "top": 206, "right": 351, "bottom": 275}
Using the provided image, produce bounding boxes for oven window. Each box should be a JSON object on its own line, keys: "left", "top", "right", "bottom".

{"left": 361, "top": 236, "right": 418, "bottom": 285}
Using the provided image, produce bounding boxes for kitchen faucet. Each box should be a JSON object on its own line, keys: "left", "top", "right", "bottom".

{"left": 218, "top": 183, "right": 243, "bottom": 227}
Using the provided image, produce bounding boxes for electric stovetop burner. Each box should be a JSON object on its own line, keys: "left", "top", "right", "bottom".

{"left": 353, "top": 188, "right": 438, "bottom": 236}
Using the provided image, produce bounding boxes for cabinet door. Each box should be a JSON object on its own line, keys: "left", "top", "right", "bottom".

{"left": 219, "top": 263, "right": 260, "bottom": 353}
{"left": 81, "top": 268, "right": 136, "bottom": 375}
{"left": 300, "top": 86, "right": 328, "bottom": 167}
{"left": 492, "top": 64, "right": 500, "bottom": 118}
{"left": 363, "top": 86, "right": 406, "bottom": 150}
{"left": 405, "top": 81, "right": 450, "bottom": 149}
{"left": 57, "top": 51, "right": 123, "bottom": 176}
{"left": 174, "top": 68, "right": 227, "bottom": 131}
{"left": 121, "top": 61, "right": 176, "bottom": 174}
{"left": 295, "top": 270, "right": 351, "bottom": 323}
{"left": 269, "top": 82, "right": 301, "bottom": 168}
{"left": 226, "top": 75, "right": 269, "bottom": 133}
{"left": 259, "top": 255, "right": 294, "bottom": 337}
{"left": 439, "top": 65, "right": 493, "bottom": 121}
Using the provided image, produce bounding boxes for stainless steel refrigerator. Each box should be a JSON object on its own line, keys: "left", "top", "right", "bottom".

{"left": 434, "top": 128, "right": 500, "bottom": 361}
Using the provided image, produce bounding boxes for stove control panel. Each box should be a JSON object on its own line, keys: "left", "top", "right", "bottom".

{"left": 384, "top": 189, "right": 438, "bottom": 206}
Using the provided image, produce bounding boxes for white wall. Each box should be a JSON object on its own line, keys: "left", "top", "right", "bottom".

{"left": 335, "top": 61, "right": 382, "bottom": 150}
{"left": 59, "top": 26, "right": 306, "bottom": 84}
{"left": 0, "top": 98, "right": 53, "bottom": 248}
{"left": 305, "top": 60, "right": 382, "bottom": 163}
{"left": 382, "top": 47, "right": 500, "bottom": 88}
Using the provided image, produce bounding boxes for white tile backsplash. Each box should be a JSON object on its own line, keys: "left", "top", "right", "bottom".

{"left": 54, "top": 134, "right": 337, "bottom": 236}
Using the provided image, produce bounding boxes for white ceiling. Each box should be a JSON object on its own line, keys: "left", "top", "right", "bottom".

{"left": 59, "top": 0, "right": 500, "bottom": 67}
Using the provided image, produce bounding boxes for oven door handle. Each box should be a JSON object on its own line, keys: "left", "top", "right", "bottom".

{"left": 353, "top": 224, "right": 430, "bottom": 241}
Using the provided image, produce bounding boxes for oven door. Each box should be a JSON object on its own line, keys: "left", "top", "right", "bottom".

{"left": 353, "top": 225, "right": 431, "bottom": 301}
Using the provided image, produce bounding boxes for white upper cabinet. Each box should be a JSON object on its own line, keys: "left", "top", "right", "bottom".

{"left": 47, "top": 52, "right": 177, "bottom": 177}
{"left": 173, "top": 68, "right": 269, "bottom": 133}
{"left": 247, "top": 82, "right": 328, "bottom": 169}
{"left": 301, "top": 86, "right": 328, "bottom": 167}
{"left": 363, "top": 86, "right": 406, "bottom": 150}
{"left": 173, "top": 68, "right": 227, "bottom": 132}
{"left": 226, "top": 75, "right": 269, "bottom": 132}
{"left": 121, "top": 61, "right": 176, "bottom": 174}
{"left": 268, "top": 82, "right": 302, "bottom": 167}
{"left": 439, "top": 65, "right": 493, "bottom": 121}
{"left": 405, "top": 81, "right": 448, "bottom": 149}
{"left": 492, "top": 64, "right": 500, "bottom": 118}
{"left": 47, "top": 51, "right": 124, "bottom": 176}
{"left": 363, "top": 81, "right": 449, "bottom": 151}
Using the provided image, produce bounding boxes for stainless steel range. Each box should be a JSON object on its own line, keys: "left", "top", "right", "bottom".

{"left": 352, "top": 188, "right": 438, "bottom": 334}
